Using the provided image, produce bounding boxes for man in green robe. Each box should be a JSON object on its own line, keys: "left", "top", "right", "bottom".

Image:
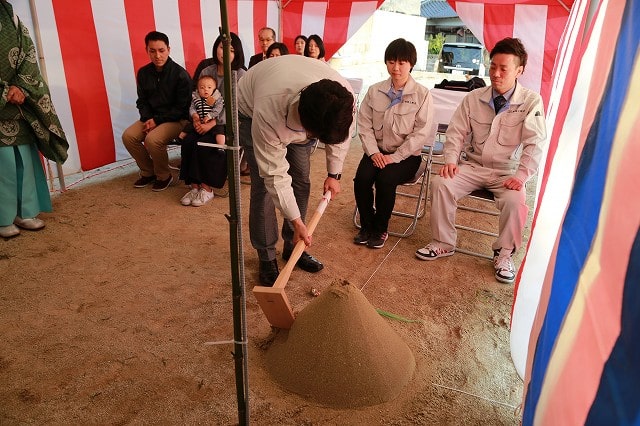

{"left": 0, "top": 0, "right": 68, "bottom": 238}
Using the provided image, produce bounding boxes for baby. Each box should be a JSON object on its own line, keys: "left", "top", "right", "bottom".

{"left": 177, "top": 75, "right": 228, "bottom": 207}
{"left": 175, "top": 74, "right": 224, "bottom": 144}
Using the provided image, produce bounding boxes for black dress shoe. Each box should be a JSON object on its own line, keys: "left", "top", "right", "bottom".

{"left": 258, "top": 259, "right": 279, "bottom": 287}
{"left": 282, "top": 249, "right": 324, "bottom": 273}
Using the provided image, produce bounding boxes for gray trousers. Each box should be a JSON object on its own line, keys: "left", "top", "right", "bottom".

{"left": 240, "top": 115, "right": 313, "bottom": 261}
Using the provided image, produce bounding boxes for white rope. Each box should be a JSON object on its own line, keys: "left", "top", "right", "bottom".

{"left": 432, "top": 382, "right": 518, "bottom": 410}
{"left": 204, "top": 339, "right": 247, "bottom": 346}
{"left": 360, "top": 222, "right": 412, "bottom": 292}
{"left": 196, "top": 142, "right": 241, "bottom": 150}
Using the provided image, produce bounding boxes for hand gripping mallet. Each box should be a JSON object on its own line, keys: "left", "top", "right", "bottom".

{"left": 252, "top": 191, "right": 332, "bottom": 329}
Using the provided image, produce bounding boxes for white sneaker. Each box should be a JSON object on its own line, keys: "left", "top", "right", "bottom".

{"left": 493, "top": 248, "right": 516, "bottom": 284}
{"left": 191, "top": 188, "right": 214, "bottom": 207}
{"left": 180, "top": 188, "right": 199, "bottom": 206}
{"left": 415, "top": 242, "right": 454, "bottom": 261}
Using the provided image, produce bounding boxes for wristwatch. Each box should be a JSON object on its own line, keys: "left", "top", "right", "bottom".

{"left": 328, "top": 173, "right": 342, "bottom": 180}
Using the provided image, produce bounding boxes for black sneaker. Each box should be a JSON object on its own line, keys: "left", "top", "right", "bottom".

{"left": 366, "top": 232, "right": 388, "bottom": 249}
{"left": 353, "top": 229, "right": 370, "bottom": 245}
{"left": 258, "top": 259, "right": 279, "bottom": 286}
{"left": 133, "top": 175, "right": 156, "bottom": 188}
{"left": 152, "top": 175, "right": 173, "bottom": 191}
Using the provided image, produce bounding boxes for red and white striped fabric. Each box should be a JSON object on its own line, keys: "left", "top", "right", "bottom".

{"left": 11, "top": 0, "right": 381, "bottom": 175}
{"left": 447, "top": 0, "right": 573, "bottom": 106}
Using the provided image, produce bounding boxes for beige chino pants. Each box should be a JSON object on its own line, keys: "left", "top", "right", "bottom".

{"left": 429, "top": 163, "right": 528, "bottom": 252}
{"left": 122, "top": 120, "right": 187, "bottom": 181}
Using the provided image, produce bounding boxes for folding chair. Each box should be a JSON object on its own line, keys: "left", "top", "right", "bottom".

{"left": 454, "top": 189, "right": 500, "bottom": 260}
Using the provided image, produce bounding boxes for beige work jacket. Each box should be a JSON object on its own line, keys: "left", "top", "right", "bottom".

{"left": 237, "top": 55, "right": 354, "bottom": 220}
{"left": 357, "top": 75, "right": 433, "bottom": 163}
{"left": 444, "top": 83, "right": 547, "bottom": 183}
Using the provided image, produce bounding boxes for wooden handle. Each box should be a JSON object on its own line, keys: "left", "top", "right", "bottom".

{"left": 272, "top": 191, "right": 332, "bottom": 289}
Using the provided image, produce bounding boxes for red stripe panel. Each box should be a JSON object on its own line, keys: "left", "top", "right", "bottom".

{"left": 252, "top": 0, "right": 270, "bottom": 52}
{"left": 178, "top": 0, "right": 206, "bottom": 76}
{"left": 226, "top": 0, "right": 240, "bottom": 35}
{"left": 540, "top": 4, "right": 569, "bottom": 107}
{"left": 52, "top": 0, "right": 115, "bottom": 170}
{"left": 323, "top": 1, "right": 352, "bottom": 59}
{"left": 124, "top": 0, "right": 156, "bottom": 74}
{"left": 282, "top": 1, "right": 304, "bottom": 51}
{"left": 483, "top": 4, "right": 515, "bottom": 50}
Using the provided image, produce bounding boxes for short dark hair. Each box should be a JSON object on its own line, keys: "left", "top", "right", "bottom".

{"left": 212, "top": 32, "right": 246, "bottom": 71}
{"left": 299, "top": 79, "right": 353, "bottom": 144}
{"left": 304, "top": 34, "right": 325, "bottom": 59}
{"left": 145, "top": 31, "right": 169, "bottom": 48}
{"left": 267, "top": 42, "right": 289, "bottom": 57}
{"left": 295, "top": 35, "right": 308, "bottom": 44}
{"left": 197, "top": 74, "right": 216, "bottom": 86}
{"left": 490, "top": 37, "right": 528, "bottom": 70}
{"left": 384, "top": 38, "right": 417, "bottom": 70}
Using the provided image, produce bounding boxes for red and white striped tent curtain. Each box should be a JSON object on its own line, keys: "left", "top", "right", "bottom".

{"left": 12, "top": 0, "right": 382, "bottom": 176}
{"left": 447, "top": 0, "right": 574, "bottom": 106}
{"left": 14, "top": 0, "right": 569, "bottom": 178}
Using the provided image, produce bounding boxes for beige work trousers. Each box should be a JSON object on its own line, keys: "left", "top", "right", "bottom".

{"left": 430, "top": 163, "right": 528, "bottom": 252}
{"left": 122, "top": 120, "right": 187, "bottom": 181}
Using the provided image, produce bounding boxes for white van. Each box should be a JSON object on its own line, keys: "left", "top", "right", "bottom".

{"left": 437, "top": 42, "right": 490, "bottom": 77}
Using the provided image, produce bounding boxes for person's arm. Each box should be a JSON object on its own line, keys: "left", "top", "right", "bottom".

{"left": 251, "top": 113, "right": 312, "bottom": 244}
{"left": 323, "top": 83, "right": 357, "bottom": 196}
{"left": 512, "top": 94, "right": 547, "bottom": 185}
{"left": 357, "top": 86, "right": 381, "bottom": 157}
{"left": 442, "top": 97, "right": 470, "bottom": 166}
{"left": 135, "top": 68, "right": 154, "bottom": 121}
{"left": 437, "top": 95, "right": 472, "bottom": 178}
{"left": 251, "top": 111, "right": 301, "bottom": 222}
{"left": 209, "top": 94, "right": 224, "bottom": 120}
{"left": 188, "top": 92, "right": 198, "bottom": 119}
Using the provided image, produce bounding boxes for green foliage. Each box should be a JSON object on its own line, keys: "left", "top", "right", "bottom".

{"left": 428, "top": 33, "right": 446, "bottom": 55}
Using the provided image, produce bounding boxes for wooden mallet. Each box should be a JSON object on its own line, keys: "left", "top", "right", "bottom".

{"left": 253, "top": 191, "right": 332, "bottom": 329}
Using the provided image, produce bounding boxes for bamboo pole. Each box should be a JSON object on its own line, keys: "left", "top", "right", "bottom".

{"left": 28, "top": 0, "right": 65, "bottom": 192}
{"left": 218, "top": 1, "right": 250, "bottom": 423}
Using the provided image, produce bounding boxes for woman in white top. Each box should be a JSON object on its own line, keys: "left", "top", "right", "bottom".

{"left": 353, "top": 38, "right": 434, "bottom": 248}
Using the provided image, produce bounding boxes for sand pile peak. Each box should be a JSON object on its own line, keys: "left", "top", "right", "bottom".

{"left": 265, "top": 281, "right": 415, "bottom": 408}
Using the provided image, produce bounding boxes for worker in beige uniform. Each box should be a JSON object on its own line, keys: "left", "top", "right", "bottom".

{"left": 237, "top": 55, "right": 355, "bottom": 286}
{"left": 415, "top": 37, "right": 547, "bottom": 284}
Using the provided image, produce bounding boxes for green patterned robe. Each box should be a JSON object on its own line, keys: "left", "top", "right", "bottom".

{"left": 1, "top": 1, "right": 68, "bottom": 226}
{"left": 0, "top": 0, "right": 68, "bottom": 162}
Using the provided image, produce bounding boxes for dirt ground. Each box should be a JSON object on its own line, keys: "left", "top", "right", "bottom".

{"left": 0, "top": 139, "right": 527, "bottom": 424}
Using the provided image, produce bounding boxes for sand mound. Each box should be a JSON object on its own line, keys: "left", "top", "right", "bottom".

{"left": 265, "top": 281, "right": 415, "bottom": 408}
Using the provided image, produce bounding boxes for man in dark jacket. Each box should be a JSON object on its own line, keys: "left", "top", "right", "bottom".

{"left": 122, "top": 31, "right": 191, "bottom": 191}
{"left": 247, "top": 27, "right": 276, "bottom": 69}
